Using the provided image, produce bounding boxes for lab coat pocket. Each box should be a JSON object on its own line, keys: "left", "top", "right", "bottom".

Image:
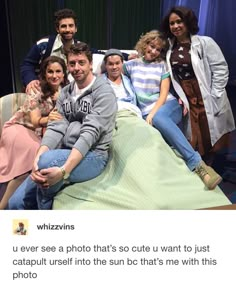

{"left": 211, "top": 91, "right": 227, "bottom": 117}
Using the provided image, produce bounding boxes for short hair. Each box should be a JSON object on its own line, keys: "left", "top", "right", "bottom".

{"left": 134, "top": 30, "right": 167, "bottom": 61}
{"left": 161, "top": 6, "right": 199, "bottom": 39}
{"left": 104, "top": 49, "right": 124, "bottom": 64}
{"left": 67, "top": 42, "right": 92, "bottom": 63}
{"left": 54, "top": 8, "right": 78, "bottom": 28}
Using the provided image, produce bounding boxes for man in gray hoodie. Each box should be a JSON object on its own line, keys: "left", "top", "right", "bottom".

{"left": 8, "top": 42, "right": 117, "bottom": 210}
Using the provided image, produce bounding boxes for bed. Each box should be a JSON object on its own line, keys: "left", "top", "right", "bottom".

{"left": 0, "top": 94, "right": 232, "bottom": 210}
{"left": 53, "top": 110, "right": 231, "bottom": 210}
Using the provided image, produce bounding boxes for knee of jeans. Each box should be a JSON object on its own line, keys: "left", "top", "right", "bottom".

{"left": 152, "top": 112, "right": 166, "bottom": 130}
{"left": 8, "top": 195, "right": 24, "bottom": 210}
{"left": 40, "top": 180, "right": 64, "bottom": 198}
{"left": 38, "top": 151, "right": 54, "bottom": 169}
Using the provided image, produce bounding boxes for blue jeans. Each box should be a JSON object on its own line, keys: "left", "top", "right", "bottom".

{"left": 144, "top": 99, "right": 201, "bottom": 171}
{"left": 8, "top": 149, "right": 108, "bottom": 210}
{"left": 7, "top": 176, "right": 38, "bottom": 210}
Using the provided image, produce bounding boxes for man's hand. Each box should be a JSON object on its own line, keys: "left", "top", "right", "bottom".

{"left": 31, "top": 167, "right": 63, "bottom": 189}
{"left": 30, "top": 169, "right": 48, "bottom": 188}
{"left": 26, "top": 80, "right": 40, "bottom": 94}
{"left": 31, "top": 145, "right": 50, "bottom": 187}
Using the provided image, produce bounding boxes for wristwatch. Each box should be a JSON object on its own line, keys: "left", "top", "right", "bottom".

{"left": 60, "top": 166, "right": 70, "bottom": 180}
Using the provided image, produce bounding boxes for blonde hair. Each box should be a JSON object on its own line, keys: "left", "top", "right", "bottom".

{"left": 134, "top": 30, "right": 167, "bottom": 61}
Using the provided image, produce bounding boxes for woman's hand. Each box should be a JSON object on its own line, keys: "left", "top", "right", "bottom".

{"left": 178, "top": 98, "right": 188, "bottom": 116}
{"left": 128, "top": 53, "right": 138, "bottom": 60}
{"left": 146, "top": 113, "right": 154, "bottom": 125}
{"left": 48, "top": 108, "right": 63, "bottom": 122}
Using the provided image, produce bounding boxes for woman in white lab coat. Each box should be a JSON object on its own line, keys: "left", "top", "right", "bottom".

{"left": 161, "top": 6, "right": 235, "bottom": 163}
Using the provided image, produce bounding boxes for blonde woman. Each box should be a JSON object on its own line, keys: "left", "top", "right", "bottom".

{"left": 124, "top": 30, "right": 222, "bottom": 190}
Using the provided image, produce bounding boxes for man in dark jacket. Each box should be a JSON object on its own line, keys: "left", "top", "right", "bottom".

{"left": 21, "top": 8, "right": 79, "bottom": 93}
{"left": 20, "top": 8, "right": 130, "bottom": 93}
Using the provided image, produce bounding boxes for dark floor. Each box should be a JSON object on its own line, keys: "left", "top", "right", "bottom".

{"left": 214, "top": 84, "right": 236, "bottom": 203}
{"left": 212, "top": 130, "right": 236, "bottom": 202}
{"left": 1, "top": 85, "right": 236, "bottom": 205}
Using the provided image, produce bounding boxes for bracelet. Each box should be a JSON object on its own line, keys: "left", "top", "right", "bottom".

{"left": 60, "top": 166, "right": 66, "bottom": 178}
{"left": 60, "top": 166, "right": 70, "bottom": 180}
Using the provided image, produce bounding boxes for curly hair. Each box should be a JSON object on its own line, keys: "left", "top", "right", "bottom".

{"left": 134, "top": 30, "right": 168, "bottom": 61}
{"left": 161, "top": 6, "right": 199, "bottom": 39}
{"left": 54, "top": 8, "right": 78, "bottom": 28}
{"left": 39, "top": 56, "right": 68, "bottom": 100}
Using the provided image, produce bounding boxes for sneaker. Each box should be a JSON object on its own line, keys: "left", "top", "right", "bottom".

{"left": 195, "top": 161, "right": 222, "bottom": 190}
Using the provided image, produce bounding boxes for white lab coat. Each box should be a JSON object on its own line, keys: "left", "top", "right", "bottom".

{"left": 166, "top": 35, "right": 235, "bottom": 146}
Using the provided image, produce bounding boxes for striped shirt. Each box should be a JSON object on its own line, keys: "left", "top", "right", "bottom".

{"left": 124, "top": 58, "right": 174, "bottom": 115}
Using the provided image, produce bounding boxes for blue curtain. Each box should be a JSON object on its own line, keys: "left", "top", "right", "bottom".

{"left": 161, "top": 0, "right": 236, "bottom": 84}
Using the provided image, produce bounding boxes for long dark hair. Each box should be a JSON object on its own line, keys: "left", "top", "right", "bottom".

{"left": 39, "top": 56, "right": 68, "bottom": 99}
{"left": 161, "top": 6, "right": 199, "bottom": 39}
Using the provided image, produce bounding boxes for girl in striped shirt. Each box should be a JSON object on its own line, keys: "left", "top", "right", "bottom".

{"left": 123, "top": 30, "right": 222, "bottom": 190}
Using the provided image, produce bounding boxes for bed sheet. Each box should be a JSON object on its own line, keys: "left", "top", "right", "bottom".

{"left": 53, "top": 110, "right": 231, "bottom": 210}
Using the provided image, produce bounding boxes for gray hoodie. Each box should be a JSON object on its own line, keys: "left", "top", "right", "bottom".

{"left": 41, "top": 76, "right": 117, "bottom": 157}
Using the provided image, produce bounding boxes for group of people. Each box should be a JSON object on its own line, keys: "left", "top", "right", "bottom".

{"left": 0, "top": 6, "right": 234, "bottom": 210}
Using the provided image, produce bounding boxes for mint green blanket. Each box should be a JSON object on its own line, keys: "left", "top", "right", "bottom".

{"left": 53, "top": 110, "right": 231, "bottom": 210}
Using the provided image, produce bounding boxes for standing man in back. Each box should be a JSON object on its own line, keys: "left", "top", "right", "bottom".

{"left": 21, "top": 8, "right": 78, "bottom": 93}
{"left": 20, "top": 8, "right": 132, "bottom": 94}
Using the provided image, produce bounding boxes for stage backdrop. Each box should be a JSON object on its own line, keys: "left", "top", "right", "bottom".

{"left": 4, "top": 0, "right": 161, "bottom": 93}
{"left": 161, "top": 0, "right": 236, "bottom": 84}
